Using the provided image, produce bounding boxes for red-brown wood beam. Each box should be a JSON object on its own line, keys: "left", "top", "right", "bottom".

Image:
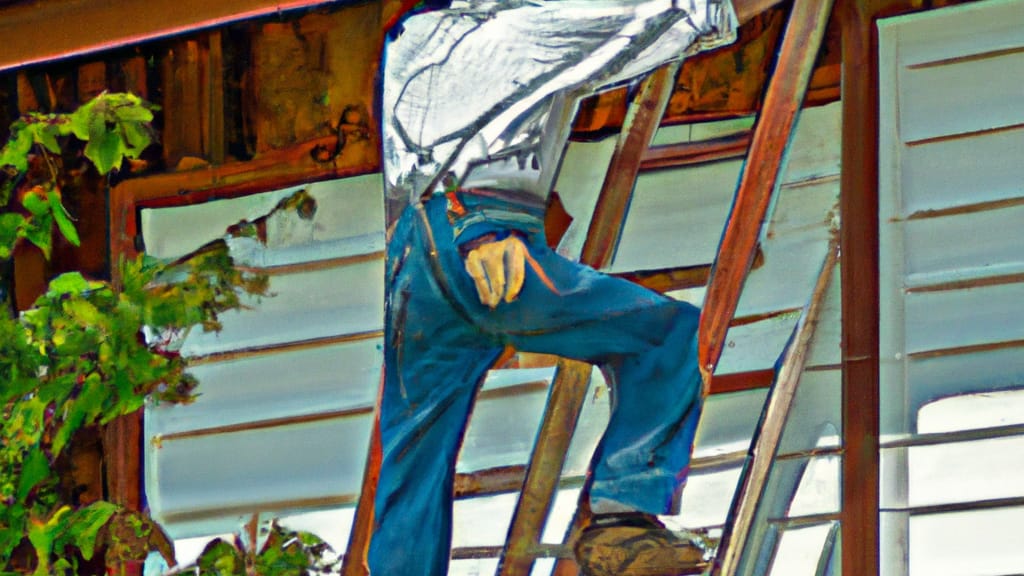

{"left": 838, "top": 0, "right": 880, "bottom": 574}
{"left": 500, "top": 62, "right": 681, "bottom": 576}
{"left": 697, "top": 0, "right": 834, "bottom": 387}
{"left": 579, "top": 62, "right": 683, "bottom": 267}
{"left": 639, "top": 131, "right": 752, "bottom": 171}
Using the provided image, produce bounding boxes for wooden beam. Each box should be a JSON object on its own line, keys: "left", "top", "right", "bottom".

{"left": 0, "top": 0, "right": 337, "bottom": 72}
{"left": 580, "top": 62, "right": 683, "bottom": 266}
{"left": 639, "top": 131, "right": 752, "bottom": 171}
{"left": 109, "top": 133, "right": 374, "bottom": 285}
{"left": 713, "top": 235, "right": 838, "bottom": 576}
{"left": 697, "top": 0, "right": 835, "bottom": 385}
{"left": 499, "top": 62, "right": 681, "bottom": 576}
{"left": 838, "top": 0, "right": 881, "bottom": 575}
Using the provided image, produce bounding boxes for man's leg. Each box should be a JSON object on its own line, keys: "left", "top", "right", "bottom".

{"left": 474, "top": 242, "right": 703, "bottom": 518}
{"left": 369, "top": 206, "right": 505, "bottom": 576}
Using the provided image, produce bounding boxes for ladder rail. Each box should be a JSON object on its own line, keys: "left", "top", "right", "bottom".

{"left": 696, "top": 0, "right": 836, "bottom": 386}
{"left": 497, "top": 60, "right": 682, "bottom": 576}
{"left": 713, "top": 235, "right": 838, "bottom": 576}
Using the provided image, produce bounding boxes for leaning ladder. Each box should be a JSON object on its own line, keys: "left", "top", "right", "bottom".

{"left": 341, "top": 0, "right": 834, "bottom": 570}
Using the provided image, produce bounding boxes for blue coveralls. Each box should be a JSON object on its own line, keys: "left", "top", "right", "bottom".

{"left": 368, "top": 196, "right": 703, "bottom": 576}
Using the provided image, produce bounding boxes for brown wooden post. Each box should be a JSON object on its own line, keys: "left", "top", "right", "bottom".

{"left": 838, "top": 0, "right": 880, "bottom": 574}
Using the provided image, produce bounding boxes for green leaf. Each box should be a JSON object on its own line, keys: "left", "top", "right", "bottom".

{"left": 120, "top": 122, "right": 152, "bottom": 157}
{"left": 197, "top": 539, "right": 244, "bottom": 576}
{"left": 21, "top": 189, "right": 49, "bottom": 218}
{"left": 47, "top": 190, "right": 80, "bottom": 247}
{"left": 16, "top": 446, "right": 51, "bottom": 500}
{"left": 48, "top": 272, "right": 89, "bottom": 295}
{"left": 31, "top": 124, "right": 61, "bottom": 155}
{"left": 51, "top": 373, "right": 105, "bottom": 457}
{"left": 84, "top": 126, "right": 125, "bottom": 175}
{"left": 65, "top": 501, "right": 117, "bottom": 561}
{"left": 22, "top": 214, "right": 52, "bottom": 259}
{"left": 27, "top": 506, "right": 71, "bottom": 576}
{"left": 0, "top": 127, "right": 33, "bottom": 173}
{"left": 67, "top": 108, "right": 92, "bottom": 141}
{"left": 113, "top": 104, "right": 153, "bottom": 123}
{"left": 62, "top": 298, "right": 102, "bottom": 327}
{"left": 0, "top": 212, "right": 26, "bottom": 258}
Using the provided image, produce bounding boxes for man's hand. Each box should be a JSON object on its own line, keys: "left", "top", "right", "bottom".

{"left": 463, "top": 235, "right": 528, "bottom": 308}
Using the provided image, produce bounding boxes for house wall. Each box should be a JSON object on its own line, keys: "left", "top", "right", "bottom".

{"left": 142, "top": 99, "right": 844, "bottom": 574}
{"left": 877, "top": 1, "right": 1024, "bottom": 575}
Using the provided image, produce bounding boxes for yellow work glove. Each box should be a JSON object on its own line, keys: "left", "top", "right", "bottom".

{"left": 463, "top": 235, "right": 528, "bottom": 309}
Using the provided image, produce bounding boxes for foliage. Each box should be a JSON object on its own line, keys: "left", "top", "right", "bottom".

{"left": 179, "top": 523, "right": 339, "bottom": 576}
{"left": 0, "top": 92, "right": 156, "bottom": 260}
{"left": 0, "top": 93, "right": 320, "bottom": 574}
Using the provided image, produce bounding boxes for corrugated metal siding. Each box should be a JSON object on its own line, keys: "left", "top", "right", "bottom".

{"left": 878, "top": 1, "right": 1024, "bottom": 574}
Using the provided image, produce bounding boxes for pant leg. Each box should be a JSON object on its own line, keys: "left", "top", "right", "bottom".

{"left": 495, "top": 248, "right": 703, "bottom": 515}
{"left": 418, "top": 197, "right": 704, "bottom": 516}
{"left": 369, "top": 204, "right": 504, "bottom": 576}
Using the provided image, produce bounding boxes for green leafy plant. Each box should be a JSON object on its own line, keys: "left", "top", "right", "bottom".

{"left": 0, "top": 93, "right": 322, "bottom": 574}
{"left": 177, "top": 522, "right": 339, "bottom": 576}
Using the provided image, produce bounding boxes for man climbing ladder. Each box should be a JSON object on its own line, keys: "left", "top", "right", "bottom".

{"left": 372, "top": 0, "right": 782, "bottom": 574}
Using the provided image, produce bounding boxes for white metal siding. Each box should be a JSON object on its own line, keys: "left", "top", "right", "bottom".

{"left": 878, "top": 1, "right": 1024, "bottom": 574}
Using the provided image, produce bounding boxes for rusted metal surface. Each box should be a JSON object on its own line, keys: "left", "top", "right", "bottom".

{"left": 499, "top": 64, "right": 681, "bottom": 576}
{"left": 713, "top": 234, "right": 838, "bottom": 576}
{"left": 697, "top": 0, "right": 835, "bottom": 385}
{"left": 838, "top": 1, "right": 880, "bottom": 575}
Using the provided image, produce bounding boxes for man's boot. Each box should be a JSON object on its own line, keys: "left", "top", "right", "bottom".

{"left": 573, "top": 512, "right": 714, "bottom": 576}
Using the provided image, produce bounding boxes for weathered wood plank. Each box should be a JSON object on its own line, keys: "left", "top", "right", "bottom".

{"left": 698, "top": 0, "right": 835, "bottom": 384}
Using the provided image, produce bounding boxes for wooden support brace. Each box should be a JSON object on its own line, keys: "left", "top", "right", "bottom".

{"left": 697, "top": 0, "right": 836, "bottom": 386}
{"left": 503, "top": 61, "right": 682, "bottom": 576}
{"left": 713, "top": 235, "right": 838, "bottom": 576}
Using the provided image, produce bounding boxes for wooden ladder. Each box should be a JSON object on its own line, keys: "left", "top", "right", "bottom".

{"left": 341, "top": 0, "right": 834, "bottom": 569}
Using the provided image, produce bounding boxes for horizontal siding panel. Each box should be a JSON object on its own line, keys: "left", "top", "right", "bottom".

{"left": 612, "top": 159, "right": 740, "bottom": 272}
{"left": 805, "top": 263, "right": 842, "bottom": 368}
{"left": 900, "top": 124, "right": 1024, "bottom": 215}
{"left": 694, "top": 388, "right": 769, "bottom": 459}
{"left": 737, "top": 227, "right": 834, "bottom": 317}
{"left": 716, "top": 313, "right": 801, "bottom": 375}
{"left": 779, "top": 369, "right": 841, "bottom": 454}
{"left": 180, "top": 259, "right": 385, "bottom": 357}
{"left": 907, "top": 506, "right": 1024, "bottom": 576}
{"left": 676, "top": 465, "right": 744, "bottom": 528}
{"left": 908, "top": 435, "right": 1024, "bottom": 507}
{"left": 904, "top": 280, "right": 1024, "bottom": 355}
{"left": 148, "top": 414, "right": 373, "bottom": 537}
{"left": 142, "top": 175, "right": 384, "bottom": 260}
{"left": 886, "top": 0, "right": 1024, "bottom": 69}
{"left": 907, "top": 346, "right": 1024, "bottom": 423}
{"left": 149, "top": 338, "right": 383, "bottom": 436}
{"left": 903, "top": 203, "right": 1024, "bottom": 286}
{"left": 777, "top": 102, "right": 842, "bottom": 184}
{"left": 552, "top": 139, "right": 618, "bottom": 261}
{"left": 898, "top": 49, "right": 1024, "bottom": 143}
{"left": 459, "top": 383, "right": 553, "bottom": 472}
{"left": 918, "top": 388, "right": 1024, "bottom": 435}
